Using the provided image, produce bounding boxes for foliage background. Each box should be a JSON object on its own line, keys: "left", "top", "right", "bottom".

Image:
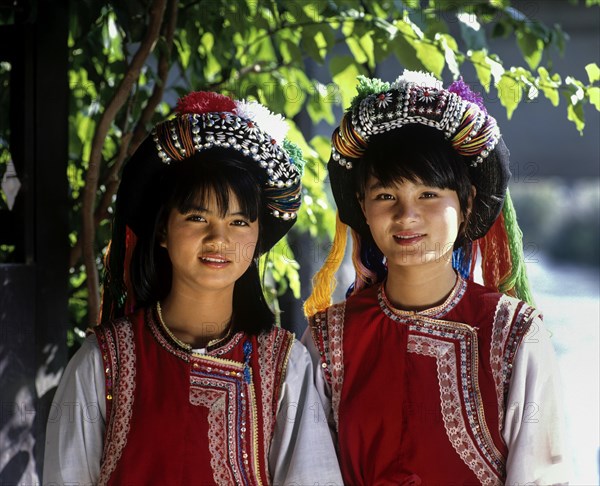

{"left": 0, "top": 0, "right": 598, "bottom": 482}
{"left": 25, "top": 0, "right": 592, "bottom": 339}
{"left": 0, "top": 1, "right": 598, "bottom": 342}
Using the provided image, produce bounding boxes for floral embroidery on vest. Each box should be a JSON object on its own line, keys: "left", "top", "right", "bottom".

{"left": 190, "top": 358, "right": 260, "bottom": 485}
{"left": 408, "top": 333, "right": 503, "bottom": 486}
{"left": 95, "top": 319, "right": 136, "bottom": 485}
{"left": 98, "top": 309, "right": 294, "bottom": 485}
{"left": 191, "top": 389, "right": 232, "bottom": 485}
{"left": 309, "top": 303, "right": 345, "bottom": 430}
{"left": 491, "top": 296, "right": 536, "bottom": 434}
{"left": 257, "top": 328, "right": 294, "bottom": 471}
{"left": 407, "top": 316, "right": 506, "bottom": 483}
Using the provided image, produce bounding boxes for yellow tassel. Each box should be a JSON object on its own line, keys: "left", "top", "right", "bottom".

{"left": 303, "top": 212, "right": 348, "bottom": 317}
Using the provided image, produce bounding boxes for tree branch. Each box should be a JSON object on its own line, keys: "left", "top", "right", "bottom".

{"left": 71, "top": 0, "right": 179, "bottom": 271}
{"left": 81, "top": 0, "right": 167, "bottom": 325}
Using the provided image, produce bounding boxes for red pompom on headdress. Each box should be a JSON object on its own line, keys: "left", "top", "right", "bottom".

{"left": 176, "top": 91, "right": 237, "bottom": 115}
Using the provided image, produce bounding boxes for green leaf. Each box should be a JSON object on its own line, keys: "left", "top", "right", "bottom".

{"left": 174, "top": 31, "right": 191, "bottom": 70}
{"left": 586, "top": 86, "right": 600, "bottom": 111}
{"left": 456, "top": 11, "right": 487, "bottom": 51}
{"left": 585, "top": 63, "right": 600, "bottom": 83}
{"left": 567, "top": 101, "right": 585, "bottom": 134}
{"left": 497, "top": 73, "right": 522, "bottom": 119}
{"left": 346, "top": 33, "right": 374, "bottom": 68}
{"left": 330, "top": 55, "right": 364, "bottom": 109}
{"left": 516, "top": 30, "right": 544, "bottom": 70}
{"left": 469, "top": 50, "right": 491, "bottom": 92}
{"left": 470, "top": 50, "right": 504, "bottom": 92}
{"left": 393, "top": 19, "right": 423, "bottom": 70}
{"left": 537, "top": 67, "right": 561, "bottom": 106}
{"left": 306, "top": 83, "right": 336, "bottom": 124}
{"left": 437, "top": 34, "right": 460, "bottom": 79}
{"left": 414, "top": 40, "right": 445, "bottom": 78}
{"left": 301, "top": 26, "right": 329, "bottom": 63}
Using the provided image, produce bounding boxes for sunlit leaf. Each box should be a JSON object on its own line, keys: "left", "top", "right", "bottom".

{"left": 516, "top": 30, "right": 544, "bottom": 70}
{"left": 497, "top": 73, "right": 522, "bottom": 119}
{"left": 330, "top": 56, "right": 364, "bottom": 108}
{"left": 587, "top": 86, "right": 600, "bottom": 111}
{"left": 585, "top": 63, "right": 600, "bottom": 83}
{"left": 567, "top": 100, "right": 585, "bottom": 133}
{"left": 537, "top": 67, "right": 561, "bottom": 106}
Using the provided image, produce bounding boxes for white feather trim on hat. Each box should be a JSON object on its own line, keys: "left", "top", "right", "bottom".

{"left": 392, "top": 69, "right": 442, "bottom": 89}
{"left": 235, "top": 99, "right": 289, "bottom": 144}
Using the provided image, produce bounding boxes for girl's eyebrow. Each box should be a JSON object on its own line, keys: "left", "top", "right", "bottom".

{"left": 181, "top": 207, "right": 249, "bottom": 217}
{"left": 181, "top": 206, "right": 208, "bottom": 214}
{"left": 368, "top": 180, "right": 389, "bottom": 191}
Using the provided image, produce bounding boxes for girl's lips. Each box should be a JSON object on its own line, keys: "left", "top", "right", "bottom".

{"left": 393, "top": 233, "right": 425, "bottom": 245}
{"left": 199, "top": 254, "right": 230, "bottom": 267}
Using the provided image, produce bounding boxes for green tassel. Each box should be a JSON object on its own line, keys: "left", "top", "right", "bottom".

{"left": 349, "top": 75, "right": 391, "bottom": 111}
{"left": 499, "top": 189, "right": 535, "bottom": 306}
{"left": 283, "top": 139, "right": 305, "bottom": 175}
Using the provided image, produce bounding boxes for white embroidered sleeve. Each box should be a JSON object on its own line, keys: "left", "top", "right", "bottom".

{"left": 268, "top": 340, "right": 343, "bottom": 486}
{"left": 43, "top": 334, "right": 105, "bottom": 485}
{"left": 300, "top": 328, "right": 336, "bottom": 434}
{"left": 503, "top": 317, "right": 570, "bottom": 485}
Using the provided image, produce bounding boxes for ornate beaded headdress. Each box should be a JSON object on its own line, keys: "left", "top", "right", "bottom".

{"left": 304, "top": 71, "right": 533, "bottom": 318}
{"left": 101, "top": 91, "right": 305, "bottom": 322}
{"left": 331, "top": 70, "right": 500, "bottom": 171}
{"left": 153, "top": 92, "right": 303, "bottom": 221}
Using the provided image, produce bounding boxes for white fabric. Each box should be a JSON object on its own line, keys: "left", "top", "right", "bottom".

{"left": 301, "top": 317, "right": 571, "bottom": 485}
{"left": 502, "top": 317, "right": 570, "bottom": 485}
{"left": 43, "top": 335, "right": 342, "bottom": 486}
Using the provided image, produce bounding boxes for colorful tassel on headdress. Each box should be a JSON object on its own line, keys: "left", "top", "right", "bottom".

{"left": 477, "top": 190, "right": 534, "bottom": 305}
{"left": 99, "top": 215, "right": 138, "bottom": 324}
{"left": 123, "top": 226, "right": 138, "bottom": 315}
{"left": 498, "top": 191, "right": 534, "bottom": 304}
{"left": 349, "top": 229, "right": 377, "bottom": 295}
{"left": 452, "top": 243, "right": 473, "bottom": 279}
{"left": 303, "top": 212, "right": 348, "bottom": 317}
{"left": 100, "top": 213, "right": 127, "bottom": 324}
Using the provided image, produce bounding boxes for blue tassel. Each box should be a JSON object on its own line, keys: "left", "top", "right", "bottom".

{"left": 243, "top": 341, "right": 252, "bottom": 384}
{"left": 452, "top": 245, "right": 472, "bottom": 279}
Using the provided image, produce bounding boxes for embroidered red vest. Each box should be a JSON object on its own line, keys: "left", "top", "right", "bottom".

{"left": 94, "top": 307, "right": 294, "bottom": 485}
{"left": 309, "top": 278, "right": 537, "bottom": 486}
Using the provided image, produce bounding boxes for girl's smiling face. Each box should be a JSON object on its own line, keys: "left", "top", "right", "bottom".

{"left": 160, "top": 188, "right": 259, "bottom": 297}
{"left": 360, "top": 175, "right": 467, "bottom": 270}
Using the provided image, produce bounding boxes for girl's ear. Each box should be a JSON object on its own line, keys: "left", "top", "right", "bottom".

{"left": 158, "top": 224, "right": 168, "bottom": 249}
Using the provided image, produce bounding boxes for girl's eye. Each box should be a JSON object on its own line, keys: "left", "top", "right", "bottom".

{"left": 186, "top": 214, "right": 206, "bottom": 222}
{"left": 375, "top": 193, "right": 394, "bottom": 200}
{"left": 231, "top": 219, "right": 250, "bottom": 227}
{"left": 420, "top": 192, "right": 438, "bottom": 199}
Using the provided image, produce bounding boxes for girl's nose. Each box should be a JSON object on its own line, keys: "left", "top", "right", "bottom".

{"left": 203, "top": 224, "right": 230, "bottom": 249}
{"left": 393, "top": 201, "right": 419, "bottom": 223}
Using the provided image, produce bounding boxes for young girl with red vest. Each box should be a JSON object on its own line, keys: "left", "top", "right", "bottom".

{"left": 44, "top": 92, "right": 342, "bottom": 485}
{"left": 304, "top": 72, "right": 569, "bottom": 485}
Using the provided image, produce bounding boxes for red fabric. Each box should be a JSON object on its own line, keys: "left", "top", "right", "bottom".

{"left": 479, "top": 213, "right": 512, "bottom": 293}
{"left": 123, "top": 226, "right": 137, "bottom": 315}
{"left": 335, "top": 281, "right": 515, "bottom": 485}
{"left": 96, "top": 309, "right": 293, "bottom": 485}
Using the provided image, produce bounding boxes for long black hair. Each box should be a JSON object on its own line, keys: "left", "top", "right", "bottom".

{"left": 130, "top": 148, "right": 275, "bottom": 334}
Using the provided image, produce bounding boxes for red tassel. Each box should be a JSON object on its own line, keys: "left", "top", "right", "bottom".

{"left": 123, "top": 226, "right": 138, "bottom": 315}
{"left": 479, "top": 213, "right": 512, "bottom": 293}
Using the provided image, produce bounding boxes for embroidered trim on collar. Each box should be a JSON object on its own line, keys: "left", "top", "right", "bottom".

{"left": 149, "top": 305, "right": 242, "bottom": 360}
{"left": 378, "top": 276, "right": 467, "bottom": 323}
